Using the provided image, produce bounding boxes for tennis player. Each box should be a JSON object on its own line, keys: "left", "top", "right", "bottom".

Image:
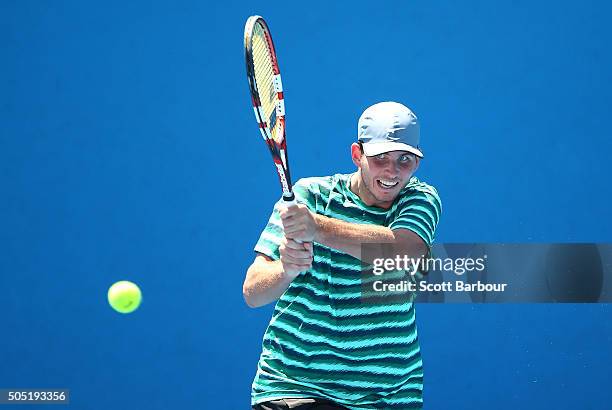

{"left": 243, "top": 102, "right": 442, "bottom": 409}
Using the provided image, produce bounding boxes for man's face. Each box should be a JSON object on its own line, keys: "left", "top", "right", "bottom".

{"left": 351, "top": 143, "right": 420, "bottom": 208}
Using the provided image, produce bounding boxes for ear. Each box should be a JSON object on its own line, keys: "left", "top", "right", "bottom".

{"left": 351, "top": 143, "right": 362, "bottom": 168}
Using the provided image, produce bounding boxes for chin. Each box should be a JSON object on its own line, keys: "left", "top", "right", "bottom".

{"left": 377, "top": 186, "right": 399, "bottom": 196}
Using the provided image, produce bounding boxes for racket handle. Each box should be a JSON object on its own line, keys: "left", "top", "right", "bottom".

{"left": 283, "top": 197, "right": 298, "bottom": 207}
{"left": 282, "top": 194, "right": 303, "bottom": 244}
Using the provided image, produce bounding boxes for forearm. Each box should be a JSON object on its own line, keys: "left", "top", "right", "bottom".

{"left": 314, "top": 214, "right": 394, "bottom": 260}
{"left": 313, "top": 214, "right": 426, "bottom": 263}
{"left": 243, "top": 259, "right": 294, "bottom": 308}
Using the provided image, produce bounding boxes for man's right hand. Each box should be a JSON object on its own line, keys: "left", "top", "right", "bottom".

{"left": 279, "top": 237, "right": 313, "bottom": 278}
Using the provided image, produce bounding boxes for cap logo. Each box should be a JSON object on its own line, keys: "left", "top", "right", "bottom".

{"left": 385, "top": 128, "right": 404, "bottom": 141}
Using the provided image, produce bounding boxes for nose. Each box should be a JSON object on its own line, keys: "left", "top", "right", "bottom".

{"left": 385, "top": 160, "right": 400, "bottom": 177}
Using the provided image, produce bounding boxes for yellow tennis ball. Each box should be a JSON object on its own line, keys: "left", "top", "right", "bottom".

{"left": 108, "top": 281, "right": 142, "bottom": 313}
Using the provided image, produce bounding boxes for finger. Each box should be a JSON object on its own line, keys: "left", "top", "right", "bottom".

{"left": 279, "top": 205, "right": 298, "bottom": 216}
{"left": 281, "top": 217, "right": 298, "bottom": 229}
{"left": 281, "top": 257, "right": 312, "bottom": 269}
{"left": 278, "top": 238, "right": 288, "bottom": 252}
{"left": 291, "top": 240, "right": 313, "bottom": 257}
{"left": 290, "top": 260, "right": 312, "bottom": 270}
{"left": 282, "top": 206, "right": 305, "bottom": 218}
{"left": 302, "top": 242, "right": 313, "bottom": 253}
{"left": 281, "top": 248, "right": 313, "bottom": 262}
{"left": 284, "top": 263, "right": 311, "bottom": 274}
{"left": 281, "top": 254, "right": 312, "bottom": 267}
{"left": 283, "top": 225, "right": 304, "bottom": 237}
{"left": 285, "top": 238, "right": 307, "bottom": 250}
{"left": 285, "top": 233, "right": 307, "bottom": 244}
{"left": 281, "top": 206, "right": 307, "bottom": 222}
{"left": 282, "top": 248, "right": 313, "bottom": 261}
{"left": 279, "top": 208, "right": 298, "bottom": 222}
{"left": 284, "top": 226, "right": 307, "bottom": 240}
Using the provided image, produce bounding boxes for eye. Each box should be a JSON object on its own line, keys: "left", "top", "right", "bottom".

{"left": 399, "top": 154, "right": 415, "bottom": 163}
{"left": 375, "top": 154, "right": 387, "bottom": 160}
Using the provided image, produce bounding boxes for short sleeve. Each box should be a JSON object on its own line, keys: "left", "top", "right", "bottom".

{"left": 388, "top": 186, "right": 442, "bottom": 247}
{"left": 253, "top": 179, "right": 316, "bottom": 260}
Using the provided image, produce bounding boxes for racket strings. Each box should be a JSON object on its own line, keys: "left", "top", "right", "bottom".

{"left": 251, "top": 23, "right": 279, "bottom": 139}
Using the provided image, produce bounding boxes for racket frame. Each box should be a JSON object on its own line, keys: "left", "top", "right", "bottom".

{"left": 244, "top": 15, "right": 295, "bottom": 202}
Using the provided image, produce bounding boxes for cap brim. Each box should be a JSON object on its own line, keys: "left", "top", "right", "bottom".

{"left": 362, "top": 142, "right": 423, "bottom": 158}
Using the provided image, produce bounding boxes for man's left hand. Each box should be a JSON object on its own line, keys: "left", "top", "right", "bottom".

{"left": 279, "top": 204, "right": 318, "bottom": 242}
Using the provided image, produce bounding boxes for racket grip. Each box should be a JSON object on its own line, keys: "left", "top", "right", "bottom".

{"left": 282, "top": 195, "right": 303, "bottom": 244}
{"left": 283, "top": 197, "right": 298, "bottom": 207}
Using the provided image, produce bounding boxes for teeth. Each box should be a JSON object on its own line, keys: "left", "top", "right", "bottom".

{"left": 379, "top": 179, "right": 398, "bottom": 188}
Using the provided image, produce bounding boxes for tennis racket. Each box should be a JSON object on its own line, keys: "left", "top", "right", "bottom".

{"left": 244, "top": 15, "right": 296, "bottom": 204}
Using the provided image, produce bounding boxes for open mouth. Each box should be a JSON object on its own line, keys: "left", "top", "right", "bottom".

{"left": 376, "top": 179, "right": 399, "bottom": 190}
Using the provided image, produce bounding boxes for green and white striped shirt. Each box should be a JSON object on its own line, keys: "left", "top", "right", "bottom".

{"left": 252, "top": 173, "right": 442, "bottom": 409}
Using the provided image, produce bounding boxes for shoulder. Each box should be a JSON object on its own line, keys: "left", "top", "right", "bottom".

{"left": 397, "top": 177, "right": 442, "bottom": 211}
{"left": 294, "top": 174, "right": 347, "bottom": 193}
{"left": 402, "top": 177, "right": 440, "bottom": 198}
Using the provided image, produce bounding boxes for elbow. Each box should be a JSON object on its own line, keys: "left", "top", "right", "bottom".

{"left": 242, "top": 281, "right": 261, "bottom": 308}
{"left": 243, "top": 256, "right": 274, "bottom": 308}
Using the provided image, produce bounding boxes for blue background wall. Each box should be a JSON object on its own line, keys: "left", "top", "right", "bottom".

{"left": 2, "top": 1, "right": 611, "bottom": 408}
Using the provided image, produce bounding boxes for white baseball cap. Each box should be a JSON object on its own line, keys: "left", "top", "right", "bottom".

{"left": 357, "top": 101, "right": 423, "bottom": 158}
